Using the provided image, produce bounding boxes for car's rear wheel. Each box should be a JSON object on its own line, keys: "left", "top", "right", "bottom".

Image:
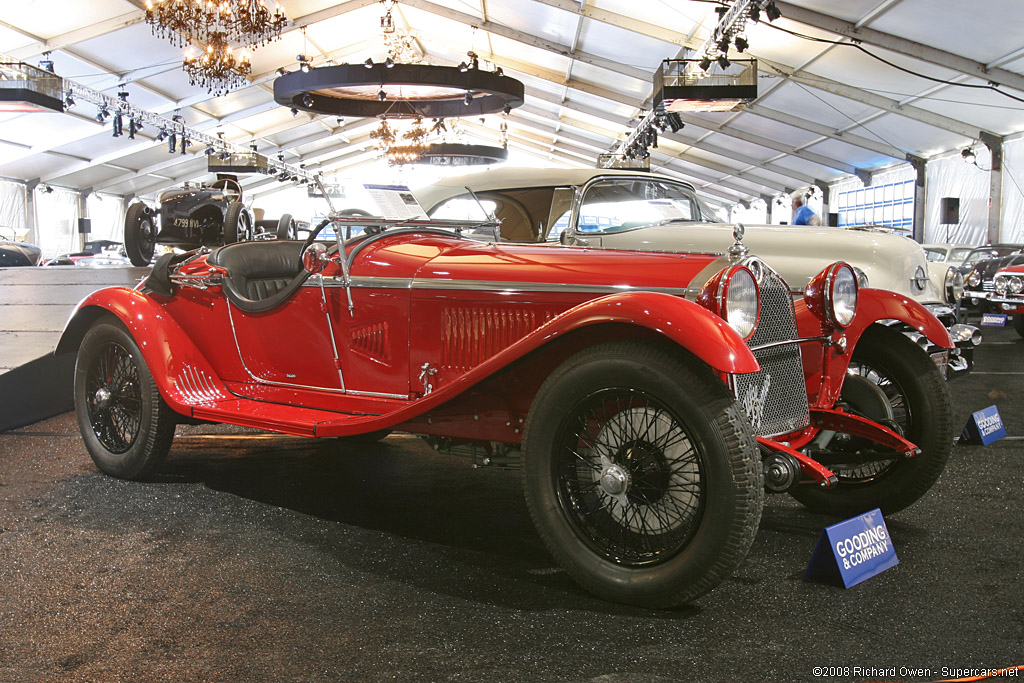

{"left": 224, "top": 201, "right": 250, "bottom": 244}
{"left": 74, "top": 316, "right": 176, "bottom": 480}
{"left": 124, "top": 202, "right": 156, "bottom": 267}
{"left": 790, "top": 325, "right": 953, "bottom": 516}
{"left": 522, "top": 340, "right": 762, "bottom": 608}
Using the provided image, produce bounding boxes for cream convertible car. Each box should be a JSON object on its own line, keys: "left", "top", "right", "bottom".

{"left": 415, "top": 168, "right": 979, "bottom": 377}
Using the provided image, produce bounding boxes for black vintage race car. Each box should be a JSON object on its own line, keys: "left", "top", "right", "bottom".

{"left": 124, "top": 176, "right": 296, "bottom": 266}
{"left": 0, "top": 230, "right": 42, "bottom": 267}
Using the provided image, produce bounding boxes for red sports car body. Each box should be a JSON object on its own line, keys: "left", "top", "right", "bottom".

{"left": 58, "top": 219, "right": 954, "bottom": 607}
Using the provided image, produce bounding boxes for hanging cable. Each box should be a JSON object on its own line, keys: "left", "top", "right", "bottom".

{"left": 764, "top": 23, "right": 1024, "bottom": 105}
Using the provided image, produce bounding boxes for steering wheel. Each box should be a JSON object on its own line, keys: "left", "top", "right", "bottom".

{"left": 300, "top": 208, "right": 377, "bottom": 254}
{"left": 209, "top": 177, "right": 243, "bottom": 203}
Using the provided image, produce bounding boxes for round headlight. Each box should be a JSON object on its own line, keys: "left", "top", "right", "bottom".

{"left": 944, "top": 267, "right": 965, "bottom": 303}
{"left": 967, "top": 269, "right": 981, "bottom": 287}
{"left": 1011, "top": 277, "right": 1024, "bottom": 295}
{"left": 829, "top": 264, "right": 858, "bottom": 327}
{"left": 696, "top": 264, "right": 761, "bottom": 340}
{"left": 724, "top": 267, "right": 759, "bottom": 339}
{"left": 995, "top": 276, "right": 1008, "bottom": 295}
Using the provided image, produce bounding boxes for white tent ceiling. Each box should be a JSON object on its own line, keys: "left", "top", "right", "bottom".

{"left": 1, "top": 0, "right": 1023, "bottom": 205}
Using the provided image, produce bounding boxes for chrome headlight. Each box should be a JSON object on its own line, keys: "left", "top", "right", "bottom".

{"left": 1011, "top": 277, "right": 1024, "bottom": 295}
{"left": 724, "top": 267, "right": 759, "bottom": 339}
{"left": 911, "top": 265, "right": 929, "bottom": 292}
{"left": 805, "top": 262, "right": 858, "bottom": 329}
{"left": 944, "top": 267, "right": 965, "bottom": 303}
{"left": 995, "top": 275, "right": 1008, "bottom": 295}
{"left": 697, "top": 264, "right": 761, "bottom": 340}
{"left": 967, "top": 269, "right": 981, "bottom": 287}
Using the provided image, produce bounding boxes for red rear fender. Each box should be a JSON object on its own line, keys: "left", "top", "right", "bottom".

{"left": 56, "top": 287, "right": 227, "bottom": 414}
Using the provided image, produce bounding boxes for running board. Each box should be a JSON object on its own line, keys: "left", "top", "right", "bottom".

{"left": 191, "top": 399, "right": 391, "bottom": 437}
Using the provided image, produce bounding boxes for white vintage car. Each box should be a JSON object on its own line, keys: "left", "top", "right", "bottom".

{"left": 415, "top": 168, "right": 979, "bottom": 375}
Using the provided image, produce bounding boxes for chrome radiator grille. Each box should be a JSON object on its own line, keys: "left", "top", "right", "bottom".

{"left": 732, "top": 268, "right": 810, "bottom": 437}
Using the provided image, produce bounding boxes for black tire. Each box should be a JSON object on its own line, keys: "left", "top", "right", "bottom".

{"left": 74, "top": 316, "right": 176, "bottom": 480}
{"left": 1013, "top": 314, "right": 1024, "bottom": 339}
{"left": 275, "top": 213, "right": 295, "bottom": 240}
{"left": 124, "top": 202, "right": 156, "bottom": 267}
{"left": 522, "top": 340, "right": 762, "bottom": 608}
{"left": 790, "top": 325, "right": 953, "bottom": 516}
{"left": 224, "top": 201, "right": 250, "bottom": 244}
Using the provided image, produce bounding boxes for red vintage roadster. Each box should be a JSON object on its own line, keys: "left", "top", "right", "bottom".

{"left": 57, "top": 217, "right": 954, "bottom": 607}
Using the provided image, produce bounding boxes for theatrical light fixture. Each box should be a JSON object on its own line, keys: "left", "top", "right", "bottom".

{"left": 156, "top": 128, "right": 168, "bottom": 142}
{"left": 735, "top": 36, "right": 749, "bottom": 52}
{"left": 718, "top": 54, "right": 731, "bottom": 69}
{"left": 962, "top": 148, "right": 977, "bottom": 164}
{"left": 699, "top": 57, "right": 712, "bottom": 72}
{"left": 112, "top": 112, "right": 124, "bottom": 137}
{"left": 364, "top": 58, "right": 374, "bottom": 69}
{"left": 464, "top": 91, "right": 473, "bottom": 106}
{"left": 764, "top": 2, "right": 782, "bottom": 22}
{"left": 291, "top": 107, "right": 298, "bottom": 116}
{"left": 205, "top": 145, "right": 216, "bottom": 155}
{"left": 298, "top": 55, "right": 311, "bottom": 73}
{"left": 95, "top": 106, "right": 110, "bottom": 123}
{"left": 301, "top": 94, "right": 313, "bottom": 107}
{"left": 63, "top": 92, "right": 75, "bottom": 109}
{"left": 40, "top": 184, "right": 53, "bottom": 194}
{"left": 384, "top": 57, "right": 395, "bottom": 69}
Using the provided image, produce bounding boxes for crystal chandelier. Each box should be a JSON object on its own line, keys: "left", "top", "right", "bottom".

{"left": 183, "top": 33, "right": 253, "bottom": 96}
{"left": 145, "top": 0, "right": 288, "bottom": 49}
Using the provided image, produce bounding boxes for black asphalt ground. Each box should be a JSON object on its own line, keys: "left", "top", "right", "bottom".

{"left": 0, "top": 325, "right": 1021, "bottom": 683}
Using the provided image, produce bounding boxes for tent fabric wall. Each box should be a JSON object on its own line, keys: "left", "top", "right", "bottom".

{"left": 85, "top": 193, "right": 124, "bottom": 242}
{"left": 925, "top": 150, "right": 990, "bottom": 246}
{"left": 0, "top": 181, "right": 27, "bottom": 241}
{"left": 34, "top": 189, "right": 80, "bottom": 259}
{"left": 1000, "top": 138, "right": 1024, "bottom": 244}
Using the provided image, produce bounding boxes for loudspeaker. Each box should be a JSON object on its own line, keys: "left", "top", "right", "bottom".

{"left": 827, "top": 212, "right": 839, "bottom": 227}
{"left": 77, "top": 217, "right": 91, "bottom": 234}
{"left": 940, "top": 197, "right": 959, "bottom": 224}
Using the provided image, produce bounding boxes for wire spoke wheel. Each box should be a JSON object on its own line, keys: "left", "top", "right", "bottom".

{"left": 557, "top": 389, "right": 705, "bottom": 566}
{"left": 523, "top": 340, "right": 762, "bottom": 608}
{"left": 826, "top": 362, "right": 911, "bottom": 482}
{"left": 74, "top": 317, "right": 176, "bottom": 480}
{"left": 85, "top": 342, "right": 143, "bottom": 453}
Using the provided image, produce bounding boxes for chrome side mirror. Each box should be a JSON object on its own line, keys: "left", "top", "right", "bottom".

{"left": 302, "top": 242, "right": 329, "bottom": 275}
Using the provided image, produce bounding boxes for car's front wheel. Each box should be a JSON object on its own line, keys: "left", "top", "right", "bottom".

{"left": 224, "top": 201, "right": 250, "bottom": 244}
{"left": 124, "top": 202, "right": 156, "bottom": 267}
{"left": 522, "top": 340, "right": 762, "bottom": 608}
{"left": 790, "top": 325, "right": 953, "bottom": 516}
{"left": 74, "top": 316, "right": 176, "bottom": 480}
{"left": 276, "top": 213, "right": 296, "bottom": 240}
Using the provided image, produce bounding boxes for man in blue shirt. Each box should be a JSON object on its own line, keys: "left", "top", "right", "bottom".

{"left": 792, "top": 190, "right": 821, "bottom": 226}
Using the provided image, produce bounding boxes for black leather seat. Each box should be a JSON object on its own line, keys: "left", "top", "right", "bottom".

{"left": 207, "top": 240, "right": 309, "bottom": 313}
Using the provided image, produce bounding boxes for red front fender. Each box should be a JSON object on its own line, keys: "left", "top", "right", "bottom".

{"left": 56, "top": 287, "right": 228, "bottom": 415}
{"left": 795, "top": 288, "right": 952, "bottom": 411}
{"left": 846, "top": 288, "right": 953, "bottom": 349}
{"left": 541, "top": 291, "right": 760, "bottom": 375}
